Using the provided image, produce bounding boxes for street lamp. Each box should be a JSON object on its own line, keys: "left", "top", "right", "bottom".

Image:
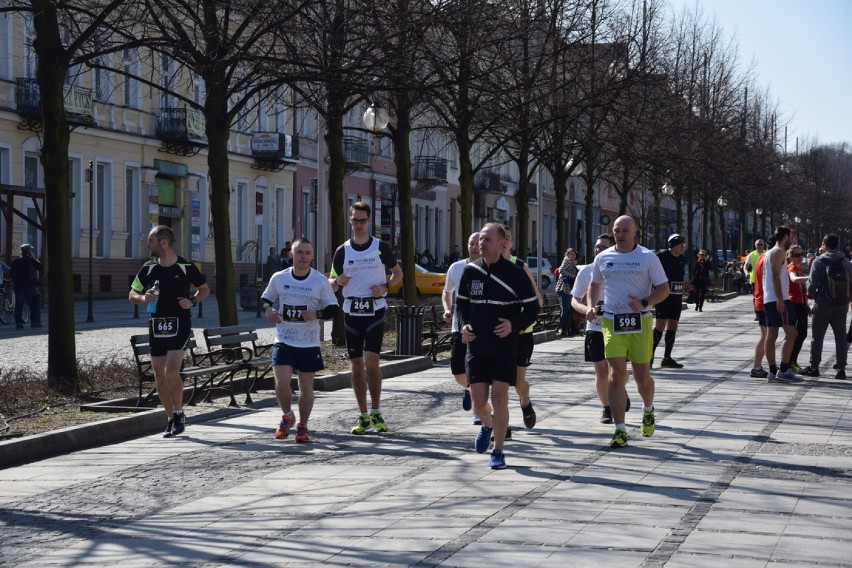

{"left": 755, "top": 208, "right": 763, "bottom": 215}
{"left": 661, "top": 183, "right": 674, "bottom": 196}
{"left": 794, "top": 216, "right": 802, "bottom": 224}
{"left": 362, "top": 102, "right": 389, "bottom": 133}
{"left": 85, "top": 161, "right": 95, "bottom": 322}
{"left": 717, "top": 196, "right": 727, "bottom": 207}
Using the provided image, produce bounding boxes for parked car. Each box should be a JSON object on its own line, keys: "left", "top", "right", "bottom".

{"left": 388, "top": 263, "right": 446, "bottom": 297}
{"left": 525, "top": 256, "right": 554, "bottom": 290}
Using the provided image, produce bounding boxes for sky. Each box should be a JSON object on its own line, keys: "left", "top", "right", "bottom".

{"left": 667, "top": 0, "right": 852, "bottom": 149}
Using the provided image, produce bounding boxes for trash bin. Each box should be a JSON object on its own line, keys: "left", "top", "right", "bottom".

{"left": 395, "top": 306, "right": 425, "bottom": 356}
{"left": 240, "top": 286, "right": 260, "bottom": 311}
{"left": 722, "top": 273, "right": 734, "bottom": 293}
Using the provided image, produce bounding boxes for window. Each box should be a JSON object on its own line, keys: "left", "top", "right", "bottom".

{"left": 93, "top": 48, "right": 111, "bottom": 102}
{"left": 122, "top": 49, "right": 139, "bottom": 108}
{"left": 96, "top": 163, "right": 112, "bottom": 257}
{"left": 192, "top": 73, "right": 205, "bottom": 106}
{"left": 0, "top": 15, "right": 11, "bottom": 80}
{"left": 23, "top": 14, "right": 36, "bottom": 79}
{"left": 160, "top": 54, "right": 175, "bottom": 109}
{"left": 236, "top": 181, "right": 248, "bottom": 249}
{"left": 125, "top": 166, "right": 140, "bottom": 257}
{"left": 274, "top": 90, "right": 288, "bottom": 133}
{"left": 24, "top": 155, "right": 41, "bottom": 249}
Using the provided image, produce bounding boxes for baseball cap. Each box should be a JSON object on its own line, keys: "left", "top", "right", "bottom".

{"left": 20, "top": 243, "right": 33, "bottom": 252}
{"left": 667, "top": 234, "right": 685, "bottom": 247}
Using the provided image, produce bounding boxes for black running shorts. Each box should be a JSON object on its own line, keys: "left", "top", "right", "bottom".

{"left": 344, "top": 308, "right": 386, "bottom": 359}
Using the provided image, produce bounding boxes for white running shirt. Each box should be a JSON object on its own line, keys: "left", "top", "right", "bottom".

{"left": 443, "top": 259, "right": 468, "bottom": 333}
{"left": 591, "top": 245, "right": 668, "bottom": 318}
{"left": 571, "top": 264, "right": 602, "bottom": 332}
{"left": 261, "top": 268, "right": 338, "bottom": 348}
{"left": 762, "top": 246, "right": 790, "bottom": 304}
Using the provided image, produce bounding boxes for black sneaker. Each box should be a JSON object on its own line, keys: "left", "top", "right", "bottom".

{"left": 521, "top": 401, "right": 536, "bottom": 429}
{"left": 801, "top": 366, "right": 820, "bottom": 377}
{"left": 660, "top": 357, "right": 683, "bottom": 369}
{"left": 836, "top": 369, "right": 847, "bottom": 380}
{"left": 600, "top": 406, "right": 613, "bottom": 424}
{"left": 171, "top": 412, "right": 186, "bottom": 436}
{"left": 163, "top": 418, "right": 174, "bottom": 438}
{"left": 491, "top": 427, "right": 512, "bottom": 441}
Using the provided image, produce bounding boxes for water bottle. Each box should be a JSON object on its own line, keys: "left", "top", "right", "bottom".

{"left": 147, "top": 280, "right": 160, "bottom": 314}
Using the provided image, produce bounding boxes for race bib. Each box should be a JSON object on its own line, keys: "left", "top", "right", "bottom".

{"left": 613, "top": 312, "right": 642, "bottom": 334}
{"left": 152, "top": 317, "right": 179, "bottom": 338}
{"left": 350, "top": 297, "right": 375, "bottom": 316}
{"left": 281, "top": 304, "right": 307, "bottom": 322}
{"left": 670, "top": 281, "right": 684, "bottom": 294}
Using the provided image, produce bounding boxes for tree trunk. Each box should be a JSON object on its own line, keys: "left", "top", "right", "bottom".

{"left": 456, "top": 135, "right": 474, "bottom": 248}
{"left": 34, "top": 0, "right": 77, "bottom": 393}
{"left": 553, "top": 169, "right": 568, "bottom": 258}
{"left": 325, "top": 108, "right": 347, "bottom": 345}
{"left": 391, "top": 101, "right": 416, "bottom": 304}
{"left": 204, "top": 78, "right": 237, "bottom": 326}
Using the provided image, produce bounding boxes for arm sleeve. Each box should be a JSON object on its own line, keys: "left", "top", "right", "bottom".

{"left": 188, "top": 263, "right": 207, "bottom": 287}
{"left": 260, "top": 275, "right": 277, "bottom": 305}
{"left": 650, "top": 255, "right": 669, "bottom": 287}
{"left": 590, "top": 255, "right": 603, "bottom": 284}
{"left": 456, "top": 268, "right": 471, "bottom": 326}
{"left": 330, "top": 245, "right": 345, "bottom": 278}
{"left": 379, "top": 241, "right": 399, "bottom": 269}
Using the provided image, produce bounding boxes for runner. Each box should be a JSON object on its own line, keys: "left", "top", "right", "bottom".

{"left": 261, "top": 238, "right": 339, "bottom": 442}
{"left": 652, "top": 234, "right": 689, "bottom": 368}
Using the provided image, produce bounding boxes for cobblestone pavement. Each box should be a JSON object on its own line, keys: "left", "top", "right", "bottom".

{"left": 1, "top": 296, "right": 851, "bottom": 566}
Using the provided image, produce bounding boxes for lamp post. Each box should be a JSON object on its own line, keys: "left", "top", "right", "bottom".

{"left": 85, "top": 161, "right": 95, "bottom": 323}
{"left": 363, "top": 101, "right": 391, "bottom": 245}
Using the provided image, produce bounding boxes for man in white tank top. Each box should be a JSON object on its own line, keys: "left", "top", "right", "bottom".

{"left": 762, "top": 226, "right": 802, "bottom": 382}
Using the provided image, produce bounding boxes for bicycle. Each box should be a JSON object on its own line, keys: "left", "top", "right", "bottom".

{"left": 0, "top": 285, "right": 29, "bottom": 325}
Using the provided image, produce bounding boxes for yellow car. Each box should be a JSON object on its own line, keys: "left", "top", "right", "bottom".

{"left": 388, "top": 263, "right": 446, "bottom": 297}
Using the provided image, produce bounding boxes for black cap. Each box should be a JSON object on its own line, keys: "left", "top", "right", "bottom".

{"left": 667, "top": 234, "right": 685, "bottom": 247}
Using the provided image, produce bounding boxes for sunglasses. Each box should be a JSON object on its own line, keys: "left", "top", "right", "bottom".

{"left": 350, "top": 217, "right": 369, "bottom": 225}
{"left": 791, "top": 253, "right": 803, "bottom": 257}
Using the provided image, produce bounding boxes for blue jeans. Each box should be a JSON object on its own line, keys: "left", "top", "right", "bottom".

{"left": 558, "top": 290, "right": 574, "bottom": 333}
{"left": 15, "top": 287, "right": 41, "bottom": 325}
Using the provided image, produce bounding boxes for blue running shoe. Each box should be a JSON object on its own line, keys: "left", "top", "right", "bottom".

{"left": 475, "top": 426, "right": 492, "bottom": 453}
{"left": 489, "top": 449, "right": 507, "bottom": 469}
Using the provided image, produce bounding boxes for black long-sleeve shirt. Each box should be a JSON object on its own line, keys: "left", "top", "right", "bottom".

{"left": 456, "top": 256, "right": 539, "bottom": 357}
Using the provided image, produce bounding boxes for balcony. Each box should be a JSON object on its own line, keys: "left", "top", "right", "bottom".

{"left": 412, "top": 157, "right": 447, "bottom": 184}
{"left": 156, "top": 107, "right": 208, "bottom": 156}
{"left": 15, "top": 78, "right": 95, "bottom": 130}
{"left": 343, "top": 136, "right": 370, "bottom": 172}
{"left": 251, "top": 132, "right": 299, "bottom": 171}
{"left": 473, "top": 171, "right": 505, "bottom": 193}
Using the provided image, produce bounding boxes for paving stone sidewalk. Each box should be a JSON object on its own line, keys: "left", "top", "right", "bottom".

{"left": 1, "top": 296, "right": 851, "bottom": 567}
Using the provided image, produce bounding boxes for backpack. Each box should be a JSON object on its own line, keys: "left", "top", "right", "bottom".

{"left": 824, "top": 257, "right": 850, "bottom": 305}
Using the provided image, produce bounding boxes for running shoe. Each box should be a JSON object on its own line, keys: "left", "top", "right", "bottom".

{"left": 491, "top": 427, "right": 512, "bottom": 441}
{"left": 295, "top": 423, "right": 310, "bottom": 443}
{"left": 660, "top": 357, "right": 684, "bottom": 369}
{"left": 641, "top": 410, "right": 655, "bottom": 437}
{"left": 600, "top": 406, "right": 613, "bottom": 424}
{"left": 836, "top": 369, "right": 847, "bottom": 380}
{"left": 462, "top": 389, "right": 472, "bottom": 411}
{"left": 163, "top": 418, "right": 174, "bottom": 438}
{"left": 488, "top": 449, "right": 507, "bottom": 469}
{"left": 521, "top": 401, "right": 537, "bottom": 428}
{"left": 609, "top": 429, "right": 628, "bottom": 448}
{"left": 767, "top": 371, "right": 776, "bottom": 381}
{"left": 371, "top": 412, "right": 389, "bottom": 432}
{"left": 171, "top": 412, "right": 186, "bottom": 436}
{"left": 351, "top": 414, "right": 372, "bottom": 434}
{"left": 275, "top": 412, "right": 296, "bottom": 439}
{"left": 475, "top": 426, "right": 493, "bottom": 453}
{"left": 790, "top": 362, "right": 803, "bottom": 373}
{"left": 750, "top": 367, "right": 769, "bottom": 378}
{"left": 801, "top": 366, "right": 820, "bottom": 377}
{"left": 774, "top": 370, "right": 804, "bottom": 383}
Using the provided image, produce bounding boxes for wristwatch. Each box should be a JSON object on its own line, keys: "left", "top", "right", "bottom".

{"left": 190, "top": 295, "right": 198, "bottom": 307}
{"left": 640, "top": 298, "right": 649, "bottom": 308}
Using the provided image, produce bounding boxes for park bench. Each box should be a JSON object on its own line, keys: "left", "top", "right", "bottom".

{"left": 130, "top": 333, "right": 242, "bottom": 408}
{"left": 533, "top": 300, "right": 561, "bottom": 332}
{"left": 422, "top": 305, "right": 453, "bottom": 361}
{"left": 202, "top": 324, "right": 274, "bottom": 404}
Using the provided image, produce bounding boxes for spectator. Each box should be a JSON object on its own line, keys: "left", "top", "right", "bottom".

{"left": 266, "top": 246, "right": 283, "bottom": 280}
{"left": 554, "top": 248, "right": 579, "bottom": 337}
{"left": 10, "top": 244, "right": 42, "bottom": 329}
{"left": 691, "top": 250, "right": 712, "bottom": 312}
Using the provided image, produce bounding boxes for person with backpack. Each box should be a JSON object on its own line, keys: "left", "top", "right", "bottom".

{"left": 802, "top": 234, "right": 851, "bottom": 380}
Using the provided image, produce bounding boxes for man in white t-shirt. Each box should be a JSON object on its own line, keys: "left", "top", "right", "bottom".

{"left": 586, "top": 216, "right": 670, "bottom": 448}
{"left": 572, "top": 233, "right": 630, "bottom": 423}
{"left": 762, "top": 225, "right": 803, "bottom": 382}
{"left": 262, "top": 238, "right": 339, "bottom": 443}
{"left": 442, "top": 232, "right": 480, "bottom": 414}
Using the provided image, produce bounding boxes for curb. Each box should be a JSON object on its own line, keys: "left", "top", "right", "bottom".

{"left": 0, "top": 355, "right": 433, "bottom": 470}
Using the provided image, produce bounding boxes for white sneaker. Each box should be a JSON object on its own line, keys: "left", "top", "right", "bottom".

{"left": 774, "top": 370, "right": 803, "bottom": 382}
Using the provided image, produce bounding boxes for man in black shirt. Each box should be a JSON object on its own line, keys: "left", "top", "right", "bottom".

{"left": 129, "top": 226, "right": 210, "bottom": 438}
{"left": 653, "top": 234, "right": 688, "bottom": 368}
{"left": 10, "top": 244, "right": 42, "bottom": 329}
{"left": 456, "top": 223, "right": 539, "bottom": 469}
